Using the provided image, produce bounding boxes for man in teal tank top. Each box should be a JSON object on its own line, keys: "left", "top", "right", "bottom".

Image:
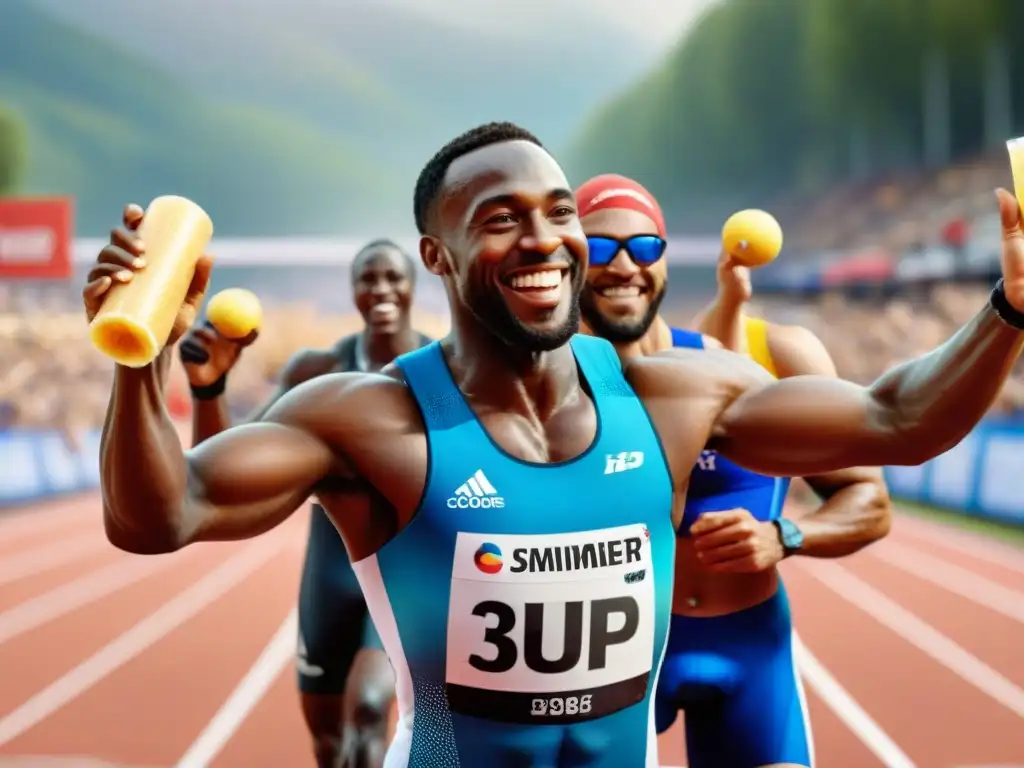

{"left": 575, "top": 173, "right": 893, "bottom": 768}
{"left": 88, "top": 121, "right": 1024, "bottom": 768}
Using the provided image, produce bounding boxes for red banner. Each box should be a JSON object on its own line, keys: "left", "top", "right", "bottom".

{"left": 821, "top": 249, "right": 895, "bottom": 286}
{"left": 0, "top": 196, "right": 74, "bottom": 280}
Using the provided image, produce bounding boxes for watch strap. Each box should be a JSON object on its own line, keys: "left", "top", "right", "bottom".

{"left": 190, "top": 374, "right": 227, "bottom": 401}
{"left": 990, "top": 278, "right": 1024, "bottom": 330}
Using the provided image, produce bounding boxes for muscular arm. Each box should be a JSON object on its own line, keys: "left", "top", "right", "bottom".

{"left": 191, "top": 348, "right": 334, "bottom": 447}
{"left": 796, "top": 469, "right": 891, "bottom": 556}
{"left": 768, "top": 324, "right": 891, "bottom": 555}
{"left": 103, "top": 350, "right": 347, "bottom": 554}
{"left": 711, "top": 303, "right": 1024, "bottom": 475}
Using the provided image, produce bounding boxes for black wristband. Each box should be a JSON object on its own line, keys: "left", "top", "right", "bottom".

{"left": 190, "top": 375, "right": 227, "bottom": 401}
{"left": 989, "top": 278, "right": 1024, "bottom": 330}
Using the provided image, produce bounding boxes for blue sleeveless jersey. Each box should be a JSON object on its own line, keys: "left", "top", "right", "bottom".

{"left": 669, "top": 327, "right": 790, "bottom": 534}
{"left": 353, "top": 335, "right": 675, "bottom": 768}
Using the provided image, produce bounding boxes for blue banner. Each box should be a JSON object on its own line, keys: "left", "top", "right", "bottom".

{"left": 0, "top": 429, "right": 102, "bottom": 507}
{"left": 3, "top": 421, "right": 1023, "bottom": 526}
{"left": 882, "top": 419, "right": 1024, "bottom": 526}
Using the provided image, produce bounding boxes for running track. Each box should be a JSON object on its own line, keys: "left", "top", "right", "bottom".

{"left": 1, "top": 494, "right": 1023, "bottom": 768}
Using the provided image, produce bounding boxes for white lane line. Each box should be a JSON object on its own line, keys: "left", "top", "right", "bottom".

{"left": 794, "top": 635, "right": 917, "bottom": 767}
{"left": 0, "top": 537, "right": 283, "bottom": 747}
{"left": 0, "top": 534, "right": 110, "bottom": 586}
{"left": 0, "top": 552, "right": 184, "bottom": 646}
{"left": 175, "top": 607, "right": 298, "bottom": 768}
{"left": 895, "top": 515, "right": 1024, "bottom": 576}
{"left": 802, "top": 560, "right": 1024, "bottom": 719}
{"left": 872, "top": 541, "right": 1024, "bottom": 624}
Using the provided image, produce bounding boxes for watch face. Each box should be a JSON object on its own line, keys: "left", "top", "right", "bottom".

{"left": 780, "top": 520, "right": 803, "bottom": 549}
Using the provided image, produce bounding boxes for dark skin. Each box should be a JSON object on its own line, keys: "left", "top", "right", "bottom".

{"left": 176, "top": 245, "right": 421, "bottom": 768}
{"left": 580, "top": 206, "right": 892, "bottom": 622}
{"left": 87, "top": 145, "right": 1024, "bottom": 761}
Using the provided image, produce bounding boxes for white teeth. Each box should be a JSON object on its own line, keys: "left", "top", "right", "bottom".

{"left": 600, "top": 285, "right": 641, "bottom": 298}
{"left": 509, "top": 270, "right": 563, "bottom": 290}
{"left": 370, "top": 302, "right": 398, "bottom": 320}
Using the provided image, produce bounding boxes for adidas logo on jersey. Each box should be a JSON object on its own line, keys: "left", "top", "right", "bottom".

{"left": 447, "top": 469, "right": 505, "bottom": 509}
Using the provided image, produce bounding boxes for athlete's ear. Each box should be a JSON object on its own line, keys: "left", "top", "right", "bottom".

{"left": 420, "top": 235, "right": 449, "bottom": 277}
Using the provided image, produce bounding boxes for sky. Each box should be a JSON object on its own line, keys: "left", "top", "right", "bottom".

{"left": 377, "top": 0, "right": 722, "bottom": 48}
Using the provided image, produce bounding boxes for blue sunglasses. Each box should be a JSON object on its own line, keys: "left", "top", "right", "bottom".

{"left": 587, "top": 235, "right": 667, "bottom": 267}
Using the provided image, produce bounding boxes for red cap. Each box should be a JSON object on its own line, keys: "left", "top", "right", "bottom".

{"left": 575, "top": 174, "right": 666, "bottom": 237}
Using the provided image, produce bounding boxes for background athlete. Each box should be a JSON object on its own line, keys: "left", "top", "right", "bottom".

{"left": 177, "top": 239, "right": 430, "bottom": 768}
{"left": 575, "top": 173, "right": 892, "bottom": 768}
{"left": 85, "top": 122, "right": 1024, "bottom": 768}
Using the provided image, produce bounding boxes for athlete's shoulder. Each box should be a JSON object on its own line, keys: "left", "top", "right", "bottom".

{"left": 765, "top": 323, "right": 837, "bottom": 378}
{"left": 266, "top": 367, "right": 423, "bottom": 441}
{"left": 624, "top": 346, "right": 772, "bottom": 401}
{"left": 280, "top": 344, "right": 346, "bottom": 386}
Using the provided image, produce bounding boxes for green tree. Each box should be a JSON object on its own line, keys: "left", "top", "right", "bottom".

{"left": 567, "top": 0, "right": 1024, "bottom": 226}
{"left": 0, "top": 106, "right": 28, "bottom": 194}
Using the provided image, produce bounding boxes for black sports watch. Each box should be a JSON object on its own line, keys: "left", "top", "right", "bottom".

{"left": 989, "top": 278, "right": 1024, "bottom": 330}
{"left": 772, "top": 518, "right": 804, "bottom": 557}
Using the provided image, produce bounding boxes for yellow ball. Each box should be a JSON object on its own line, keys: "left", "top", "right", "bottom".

{"left": 721, "top": 209, "right": 783, "bottom": 267}
{"left": 206, "top": 288, "right": 263, "bottom": 340}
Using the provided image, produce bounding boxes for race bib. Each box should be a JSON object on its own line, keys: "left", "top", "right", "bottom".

{"left": 445, "top": 524, "right": 655, "bottom": 725}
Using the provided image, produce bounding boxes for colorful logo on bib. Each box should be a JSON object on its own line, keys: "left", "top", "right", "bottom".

{"left": 474, "top": 543, "right": 503, "bottom": 574}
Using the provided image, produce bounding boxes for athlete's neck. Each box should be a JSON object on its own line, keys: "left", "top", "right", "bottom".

{"left": 362, "top": 324, "right": 420, "bottom": 369}
{"left": 611, "top": 316, "right": 673, "bottom": 360}
{"left": 445, "top": 319, "right": 581, "bottom": 422}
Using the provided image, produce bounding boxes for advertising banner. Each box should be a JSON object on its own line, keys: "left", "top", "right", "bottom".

{"left": 0, "top": 196, "right": 74, "bottom": 279}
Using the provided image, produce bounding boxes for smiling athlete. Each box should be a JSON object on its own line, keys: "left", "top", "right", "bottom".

{"left": 178, "top": 239, "right": 430, "bottom": 768}
{"left": 576, "top": 173, "right": 892, "bottom": 768}
{"left": 86, "top": 122, "right": 1024, "bottom": 767}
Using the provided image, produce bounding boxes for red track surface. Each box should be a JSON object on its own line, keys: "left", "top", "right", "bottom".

{"left": 1, "top": 494, "right": 1023, "bottom": 767}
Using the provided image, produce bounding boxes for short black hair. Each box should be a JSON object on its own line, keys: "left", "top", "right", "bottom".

{"left": 413, "top": 121, "right": 543, "bottom": 235}
{"left": 351, "top": 238, "right": 416, "bottom": 282}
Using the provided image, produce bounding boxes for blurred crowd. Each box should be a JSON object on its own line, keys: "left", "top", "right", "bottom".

{"left": 759, "top": 285, "right": 1024, "bottom": 416}
{"left": 4, "top": 148, "right": 1024, "bottom": 438}
{"left": 779, "top": 153, "right": 1010, "bottom": 261}
{"left": 0, "top": 284, "right": 455, "bottom": 442}
{"left": 3, "top": 275, "right": 1023, "bottom": 445}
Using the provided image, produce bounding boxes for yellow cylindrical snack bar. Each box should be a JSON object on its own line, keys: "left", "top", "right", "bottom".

{"left": 207, "top": 288, "right": 263, "bottom": 339}
{"left": 1006, "top": 136, "right": 1024, "bottom": 204}
{"left": 90, "top": 196, "right": 213, "bottom": 368}
{"left": 721, "top": 209, "right": 783, "bottom": 267}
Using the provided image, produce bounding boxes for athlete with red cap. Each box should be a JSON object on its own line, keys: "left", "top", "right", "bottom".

{"left": 576, "top": 173, "right": 892, "bottom": 768}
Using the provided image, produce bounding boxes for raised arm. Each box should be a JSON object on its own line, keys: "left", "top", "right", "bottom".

{"left": 709, "top": 190, "right": 1024, "bottom": 477}
{"left": 766, "top": 323, "right": 891, "bottom": 555}
{"left": 690, "top": 250, "right": 751, "bottom": 354}
{"left": 85, "top": 205, "right": 338, "bottom": 554}
{"left": 101, "top": 349, "right": 339, "bottom": 554}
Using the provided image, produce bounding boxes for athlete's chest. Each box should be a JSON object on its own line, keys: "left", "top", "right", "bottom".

{"left": 419, "top": 429, "right": 668, "bottom": 534}
{"left": 468, "top": 398, "right": 598, "bottom": 465}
